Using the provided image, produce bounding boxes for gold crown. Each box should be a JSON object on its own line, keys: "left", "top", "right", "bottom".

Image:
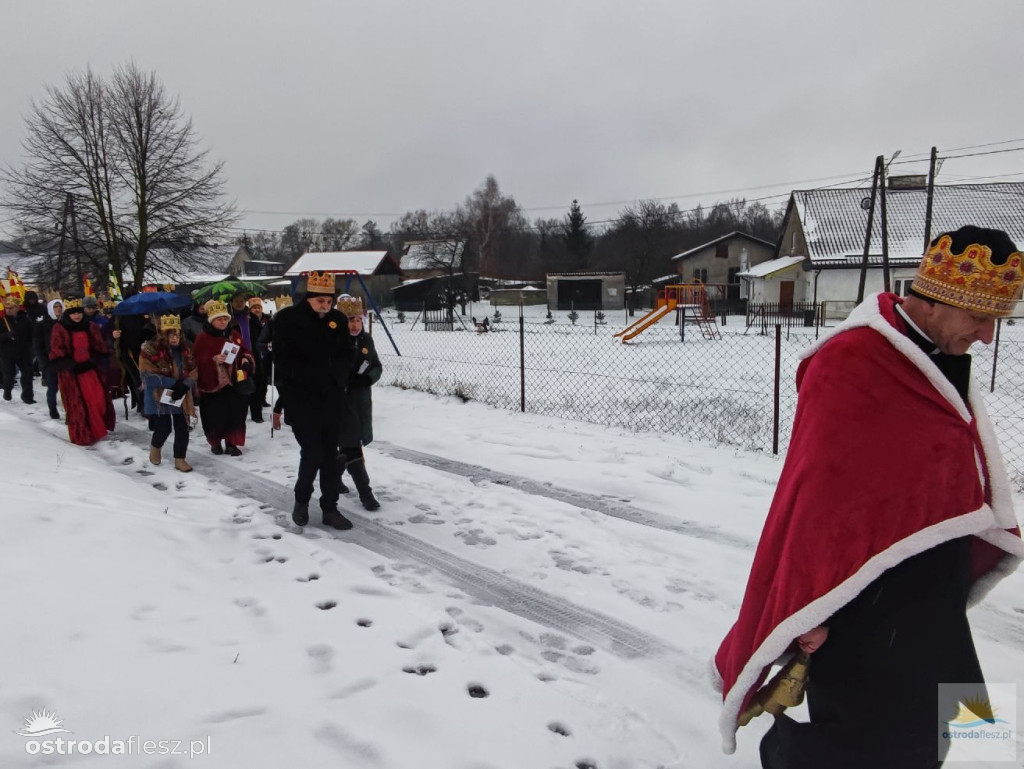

{"left": 158, "top": 314, "right": 182, "bottom": 333}
{"left": 64, "top": 297, "right": 84, "bottom": 310}
{"left": 306, "top": 271, "right": 336, "bottom": 294}
{"left": 205, "top": 300, "right": 231, "bottom": 320}
{"left": 103, "top": 299, "right": 119, "bottom": 310}
{"left": 912, "top": 234, "right": 1024, "bottom": 317}
{"left": 337, "top": 295, "right": 364, "bottom": 317}
{"left": 276, "top": 294, "right": 293, "bottom": 308}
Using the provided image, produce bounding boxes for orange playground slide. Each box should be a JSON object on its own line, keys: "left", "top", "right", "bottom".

{"left": 613, "top": 302, "right": 674, "bottom": 342}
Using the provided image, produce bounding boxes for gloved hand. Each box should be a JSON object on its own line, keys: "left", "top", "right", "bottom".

{"left": 170, "top": 380, "right": 189, "bottom": 400}
{"left": 73, "top": 360, "right": 95, "bottom": 374}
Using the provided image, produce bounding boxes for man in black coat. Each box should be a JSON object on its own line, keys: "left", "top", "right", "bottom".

{"left": 272, "top": 272, "right": 355, "bottom": 530}
{"left": 1, "top": 294, "right": 35, "bottom": 403}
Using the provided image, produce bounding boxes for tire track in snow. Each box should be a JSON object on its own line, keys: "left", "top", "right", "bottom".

{"left": 374, "top": 439, "right": 754, "bottom": 549}
{"left": 106, "top": 428, "right": 703, "bottom": 682}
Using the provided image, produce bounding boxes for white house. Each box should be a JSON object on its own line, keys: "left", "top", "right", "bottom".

{"left": 776, "top": 181, "right": 1024, "bottom": 318}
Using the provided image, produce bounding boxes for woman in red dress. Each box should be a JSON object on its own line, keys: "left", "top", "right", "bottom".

{"left": 49, "top": 298, "right": 115, "bottom": 445}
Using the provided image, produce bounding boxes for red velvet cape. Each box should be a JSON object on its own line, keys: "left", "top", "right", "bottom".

{"left": 712, "top": 293, "right": 1022, "bottom": 753}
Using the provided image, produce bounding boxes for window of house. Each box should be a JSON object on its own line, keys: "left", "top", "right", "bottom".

{"left": 715, "top": 243, "right": 728, "bottom": 259}
{"left": 694, "top": 268, "right": 708, "bottom": 283}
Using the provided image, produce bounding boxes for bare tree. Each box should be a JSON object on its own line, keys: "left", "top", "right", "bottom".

{"left": 604, "top": 200, "right": 676, "bottom": 315}
{"left": 2, "top": 62, "right": 236, "bottom": 292}
{"left": 461, "top": 175, "right": 527, "bottom": 279}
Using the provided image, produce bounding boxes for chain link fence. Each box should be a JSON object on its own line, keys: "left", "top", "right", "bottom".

{"left": 375, "top": 306, "right": 1024, "bottom": 488}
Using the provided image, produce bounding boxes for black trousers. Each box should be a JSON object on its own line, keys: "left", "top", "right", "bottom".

{"left": 291, "top": 419, "right": 341, "bottom": 511}
{"left": 1, "top": 354, "right": 34, "bottom": 400}
{"left": 150, "top": 413, "right": 189, "bottom": 458}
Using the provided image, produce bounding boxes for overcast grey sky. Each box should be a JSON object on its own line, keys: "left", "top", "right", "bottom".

{"left": 2, "top": 0, "right": 1023, "bottom": 239}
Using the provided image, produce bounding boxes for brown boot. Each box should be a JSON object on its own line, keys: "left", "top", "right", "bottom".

{"left": 150, "top": 445, "right": 162, "bottom": 465}
{"left": 174, "top": 458, "right": 193, "bottom": 473}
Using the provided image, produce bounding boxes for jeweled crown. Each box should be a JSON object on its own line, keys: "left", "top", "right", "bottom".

{"left": 64, "top": 297, "right": 83, "bottom": 310}
{"left": 306, "top": 271, "right": 336, "bottom": 294}
{"left": 158, "top": 314, "right": 182, "bottom": 333}
{"left": 337, "top": 295, "right": 364, "bottom": 317}
{"left": 912, "top": 233, "right": 1024, "bottom": 317}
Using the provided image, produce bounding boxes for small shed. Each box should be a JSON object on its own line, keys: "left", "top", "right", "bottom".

{"left": 546, "top": 272, "right": 625, "bottom": 311}
{"left": 737, "top": 256, "right": 807, "bottom": 305}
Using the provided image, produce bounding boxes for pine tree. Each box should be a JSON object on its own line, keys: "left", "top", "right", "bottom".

{"left": 562, "top": 200, "right": 593, "bottom": 271}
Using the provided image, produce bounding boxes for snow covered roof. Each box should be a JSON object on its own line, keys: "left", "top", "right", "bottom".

{"left": 285, "top": 251, "right": 393, "bottom": 276}
{"left": 791, "top": 183, "right": 1024, "bottom": 267}
{"left": 671, "top": 231, "right": 775, "bottom": 261}
{"left": 737, "top": 255, "right": 805, "bottom": 279}
{"left": 400, "top": 241, "right": 464, "bottom": 271}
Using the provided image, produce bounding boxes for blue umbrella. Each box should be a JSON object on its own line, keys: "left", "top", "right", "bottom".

{"left": 112, "top": 291, "right": 192, "bottom": 316}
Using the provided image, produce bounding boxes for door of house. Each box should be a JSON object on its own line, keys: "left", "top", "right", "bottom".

{"left": 779, "top": 281, "right": 795, "bottom": 314}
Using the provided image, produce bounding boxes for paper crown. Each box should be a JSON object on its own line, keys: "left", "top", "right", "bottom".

{"left": 103, "top": 299, "right": 119, "bottom": 310}
{"left": 305, "top": 271, "right": 336, "bottom": 296}
{"left": 911, "top": 227, "right": 1024, "bottom": 317}
{"left": 205, "top": 300, "right": 231, "bottom": 321}
{"left": 64, "top": 297, "right": 84, "bottom": 310}
{"left": 247, "top": 296, "right": 263, "bottom": 307}
{"left": 336, "top": 294, "right": 364, "bottom": 317}
{"left": 158, "top": 314, "right": 182, "bottom": 333}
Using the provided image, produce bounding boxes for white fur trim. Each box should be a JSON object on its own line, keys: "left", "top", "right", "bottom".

{"left": 718, "top": 507, "right": 1012, "bottom": 753}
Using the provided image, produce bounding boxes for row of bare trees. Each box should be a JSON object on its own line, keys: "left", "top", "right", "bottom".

{"left": 246, "top": 179, "right": 784, "bottom": 310}
{"left": 1, "top": 63, "right": 236, "bottom": 293}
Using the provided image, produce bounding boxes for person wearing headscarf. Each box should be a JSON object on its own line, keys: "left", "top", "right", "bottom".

{"left": 336, "top": 295, "right": 383, "bottom": 511}
{"left": 33, "top": 299, "right": 64, "bottom": 419}
{"left": 193, "top": 300, "right": 255, "bottom": 456}
{"left": 49, "top": 298, "right": 115, "bottom": 445}
{"left": 139, "top": 314, "right": 197, "bottom": 472}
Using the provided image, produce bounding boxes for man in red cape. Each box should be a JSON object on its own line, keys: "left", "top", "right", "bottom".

{"left": 714, "top": 226, "right": 1024, "bottom": 768}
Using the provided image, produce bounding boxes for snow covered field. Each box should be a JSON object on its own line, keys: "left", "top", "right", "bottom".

{"left": 3, "top": 383, "right": 1023, "bottom": 768}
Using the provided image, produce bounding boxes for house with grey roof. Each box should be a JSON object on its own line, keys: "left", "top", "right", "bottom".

{"left": 775, "top": 181, "right": 1024, "bottom": 317}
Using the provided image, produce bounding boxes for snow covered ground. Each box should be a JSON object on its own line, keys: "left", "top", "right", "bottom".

{"left": 2, "top": 384, "right": 1023, "bottom": 767}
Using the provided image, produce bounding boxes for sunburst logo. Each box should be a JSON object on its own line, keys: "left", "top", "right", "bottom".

{"left": 14, "top": 709, "right": 72, "bottom": 737}
{"left": 947, "top": 695, "right": 1008, "bottom": 729}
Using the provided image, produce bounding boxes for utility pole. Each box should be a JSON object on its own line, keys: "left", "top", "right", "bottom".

{"left": 923, "top": 145, "right": 938, "bottom": 253}
{"left": 880, "top": 159, "right": 891, "bottom": 293}
{"left": 54, "top": 193, "right": 72, "bottom": 292}
{"left": 68, "top": 194, "right": 83, "bottom": 292}
{"left": 857, "top": 156, "right": 883, "bottom": 303}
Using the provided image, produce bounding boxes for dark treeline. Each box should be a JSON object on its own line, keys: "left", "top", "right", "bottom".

{"left": 239, "top": 175, "right": 785, "bottom": 294}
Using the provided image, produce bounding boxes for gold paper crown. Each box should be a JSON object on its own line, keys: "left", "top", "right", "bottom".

{"left": 276, "top": 294, "right": 293, "bottom": 308}
{"left": 205, "top": 300, "right": 231, "bottom": 320}
{"left": 337, "top": 295, "right": 364, "bottom": 317}
{"left": 103, "top": 299, "right": 119, "bottom": 310}
{"left": 912, "top": 234, "right": 1024, "bottom": 317}
{"left": 64, "top": 297, "right": 83, "bottom": 310}
{"left": 306, "top": 271, "right": 336, "bottom": 294}
{"left": 158, "top": 314, "right": 182, "bottom": 333}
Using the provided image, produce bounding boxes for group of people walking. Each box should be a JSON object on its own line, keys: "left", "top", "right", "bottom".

{"left": 1, "top": 275, "right": 383, "bottom": 531}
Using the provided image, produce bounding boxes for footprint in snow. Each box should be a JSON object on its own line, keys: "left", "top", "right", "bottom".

{"left": 402, "top": 664, "right": 436, "bottom": 676}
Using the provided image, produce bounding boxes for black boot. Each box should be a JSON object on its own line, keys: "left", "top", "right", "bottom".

{"left": 292, "top": 499, "right": 309, "bottom": 526}
{"left": 49, "top": 406, "right": 60, "bottom": 420}
{"left": 335, "top": 455, "right": 350, "bottom": 494}
{"left": 322, "top": 508, "right": 353, "bottom": 530}
{"left": 347, "top": 458, "right": 380, "bottom": 511}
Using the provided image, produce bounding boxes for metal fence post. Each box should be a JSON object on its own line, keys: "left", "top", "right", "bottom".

{"left": 519, "top": 304, "right": 526, "bottom": 412}
{"left": 773, "top": 324, "right": 782, "bottom": 455}
{"left": 991, "top": 317, "right": 1002, "bottom": 394}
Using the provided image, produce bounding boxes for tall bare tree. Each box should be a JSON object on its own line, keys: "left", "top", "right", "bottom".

{"left": 461, "top": 175, "right": 527, "bottom": 279}
{"left": 2, "top": 62, "right": 236, "bottom": 292}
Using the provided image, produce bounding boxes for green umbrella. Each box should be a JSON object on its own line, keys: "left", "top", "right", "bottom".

{"left": 191, "top": 279, "right": 267, "bottom": 304}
